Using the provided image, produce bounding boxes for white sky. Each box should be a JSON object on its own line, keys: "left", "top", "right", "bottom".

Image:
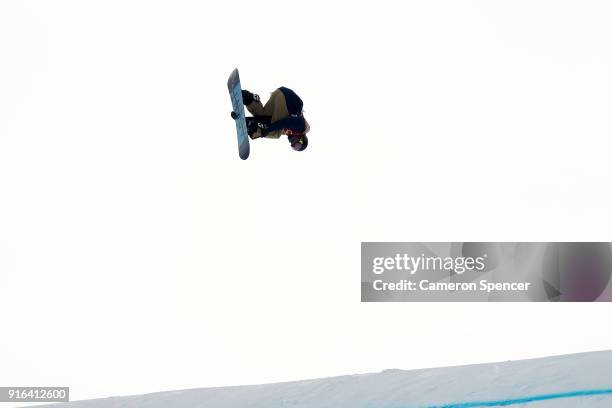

{"left": 1, "top": 0, "right": 612, "bottom": 404}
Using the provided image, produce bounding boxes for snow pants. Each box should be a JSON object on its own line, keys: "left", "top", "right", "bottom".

{"left": 245, "top": 89, "right": 290, "bottom": 139}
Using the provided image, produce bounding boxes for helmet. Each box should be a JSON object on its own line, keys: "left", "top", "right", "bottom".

{"left": 288, "top": 134, "right": 308, "bottom": 151}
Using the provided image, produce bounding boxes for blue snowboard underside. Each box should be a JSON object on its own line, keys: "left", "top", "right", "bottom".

{"left": 227, "top": 68, "right": 250, "bottom": 160}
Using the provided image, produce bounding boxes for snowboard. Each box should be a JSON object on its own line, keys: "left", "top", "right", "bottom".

{"left": 227, "top": 68, "right": 250, "bottom": 160}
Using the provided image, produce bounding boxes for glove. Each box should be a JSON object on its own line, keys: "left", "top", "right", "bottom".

{"left": 241, "top": 90, "right": 260, "bottom": 105}
{"left": 246, "top": 118, "right": 258, "bottom": 137}
{"left": 256, "top": 122, "right": 269, "bottom": 137}
{"left": 248, "top": 122, "right": 269, "bottom": 139}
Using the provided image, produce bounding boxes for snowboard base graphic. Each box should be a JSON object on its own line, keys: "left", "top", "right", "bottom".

{"left": 227, "top": 68, "right": 250, "bottom": 160}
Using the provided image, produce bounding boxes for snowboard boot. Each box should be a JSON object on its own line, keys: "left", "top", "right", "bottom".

{"left": 241, "top": 90, "right": 260, "bottom": 106}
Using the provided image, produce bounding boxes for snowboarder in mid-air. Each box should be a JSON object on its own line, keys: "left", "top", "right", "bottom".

{"left": 234, "top": 87, "right": 310, "bottom": 151}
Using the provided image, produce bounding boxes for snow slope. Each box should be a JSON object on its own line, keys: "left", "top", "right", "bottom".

{"left": 32, "top": 351, "right": 612, "bottom": 408}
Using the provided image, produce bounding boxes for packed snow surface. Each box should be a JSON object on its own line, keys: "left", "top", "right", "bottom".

{"left": 33, "top": 351, "right": 612, "bottom": 408}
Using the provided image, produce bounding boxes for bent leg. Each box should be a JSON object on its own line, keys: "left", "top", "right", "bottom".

{"left": 245, "top": 99, "right": 268, "bottom": 116}
{"left": 246, "top": 89, "right": 286, "bottom": 118}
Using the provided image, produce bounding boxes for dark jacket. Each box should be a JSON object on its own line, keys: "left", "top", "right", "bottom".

{"left": 266, "top": 87, "right": 306, "bottom": 134}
